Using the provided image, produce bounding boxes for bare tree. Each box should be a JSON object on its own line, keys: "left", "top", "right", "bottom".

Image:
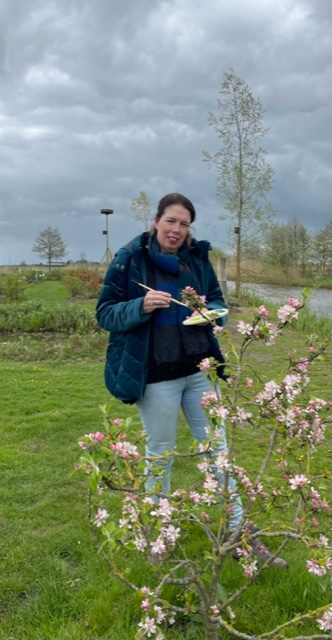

{"left": 203, "top": 69, "right": 275, "bottom": 298}
{"left": 32, "top": 226, "right": 68, "bottom": 270}
{"left": 130, "top": 191, "right": 152, "bottom": 231}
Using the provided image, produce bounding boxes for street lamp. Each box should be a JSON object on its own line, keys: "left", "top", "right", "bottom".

{"left": 100, "top": 208, "right": 114, "bottom": 265}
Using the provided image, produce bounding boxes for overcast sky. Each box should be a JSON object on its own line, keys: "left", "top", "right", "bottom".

{"left": 0, "top": 0, "right": 331, "bottom": 265}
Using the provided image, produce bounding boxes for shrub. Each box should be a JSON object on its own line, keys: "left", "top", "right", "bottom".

{"left": 0, "top": 274, "right": 25, "bottom": 301}
{"left": 64, "top": 268, "right": 102, "bottom": 295}
{"left": 0, "top": 300, "right": 97, "bottom": 333}
{"left": 62, "top": 275, "right": 91, "bottom": 298}
{"left": 77, "top": 291, "right": 332, "bottom": 640}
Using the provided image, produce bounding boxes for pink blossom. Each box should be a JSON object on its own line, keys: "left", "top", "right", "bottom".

{"left": 256, "top": 380, "right": 281, "bottom": 404}
{"left": 258, "top": 305, "right": 269, "bottom": 317}
{"left": 209, "top": 405, "right": 230, "bottom": 420}
{"left": 189, "top": 491, "right": 200, "bottom": 503}
{"left": 243, "top": 560, "right": 258, "bottom": 578}
{"left": 110, "top": 441, "right": 140, "bottom": 458}
{"left": 289, "top": 474, "right": 309, "bottom": 490}
{"left": 151, "top": 536, "right": 167, "bottom": 555}
{"left": 201, "top": 492, "right": 217, "bottom": 506}
{"left": 236, "top": 407, "right": 253, "bottom": 422}
{"left": 201, "top": 511, "right": 210, "bottom": 521}
{"left": 245, "top": 377, "right": 253, "bottom": 387}
{"left": 153, "top": 605, "right": 166, "bottom": 623}
{"left": 264, "top": 322, "right": 279, "bottom": 346}
{"left": 112, "top": 418, "right": 123, "bottom": 426}
{"left": 199, "top": 358, "right": 212, "bottom": 371}
{"left": 295, "top": 357, "right": 309, "bottom": 373}
{"left": 138, "top": 616, "right": 157, "bottom": 637}
{"left": 140, "top": 598, "right": 150, "bottom": 611}
{"left": 203, "top": 473, "right": 218, "bottom": 493}
{"left": 118, "top": 518, "right": 129, "bottom": 528}
{"left": 306, "top": 559, "right": 328, "bottom": 576}
{"left": 319, "top": 535, "right": 329, "bottom": 547}
{"left": 210, "top": 605, "right": 220, "bottom": 615}
{"left": 162, "top": 524, "right": 181, "bottom": 546}
{"left": 234, "top": 547, "right": 249, "bottom": 558}
{"left": 311, "top": 518, "right": 319, "bottom": 526}
{"left": 134, "top": 535, "right": 148, "bottom": 552}
{"left": 318, "top": 607, "right": 332, "bottom": 631}
{"left": 287, "top": 297, "right": 301, "bottom": 309}
{"left": 151, "top": 498, "right": 175, "bottom": 521}
{"left": 197, "top": 459, "right": 209, "bottom": 473}
{"left": 94, "top": 508, "right": 109, "bottom": 527}
{"left": 311, "top": 487, "right": 330, "bottom": 511}
{"left": 86, "top": 431, "right": 105, "bottom": 442}
{"left": 78, "top": 440, "right": 88, "bottom": 449}
{"left": 237, "top": 320, "right": 253, "bottom": 335}
{"left": 282, "top": 373, "right": 304, "bottom": 401}
{"left": 200, "top": 390, "right": 218, "bottom": 408}
{"left": 214, "top": 451, "right": 231, "bottom": 473}
{"left": 213, "top": 325, "right": 223, "bottom": 335}
{"left": 277, "top": 304, "right": 298, "bottom": 324}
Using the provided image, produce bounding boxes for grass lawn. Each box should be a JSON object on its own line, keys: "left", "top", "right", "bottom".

{"left": 25, "top": 280, "right": 69, "bottom": 305}
{"left": 0, "top": 306, "right": 331, "bottom": 639}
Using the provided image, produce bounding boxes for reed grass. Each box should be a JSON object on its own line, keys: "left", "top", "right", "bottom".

{"left": 0, "top": 300, "right": 98, "bottom": 334}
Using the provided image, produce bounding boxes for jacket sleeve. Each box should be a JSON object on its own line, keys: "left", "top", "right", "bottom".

{"left": 96, "top": 249, "right": 152, "bottom": 333}
{"left": 205, "top": 262, "right": 229, "bottom": 327}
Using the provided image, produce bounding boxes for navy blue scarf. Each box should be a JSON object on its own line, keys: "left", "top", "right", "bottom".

{"left": 147, "top": 235, "right": 210, "bottom": 365}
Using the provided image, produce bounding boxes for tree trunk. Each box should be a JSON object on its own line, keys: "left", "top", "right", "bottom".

{"left": 203, "top": 614, "right": 221, "bottom": 640}
{"left": 216, "top": 257, "right": 227, "bottom": 299}
{"left": 235, "top": 228, "right": 241, "bottom": 299}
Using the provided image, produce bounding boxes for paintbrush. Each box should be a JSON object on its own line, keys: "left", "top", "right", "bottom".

{"left": 132, "top": 281, "right": 189, "bottom": 308}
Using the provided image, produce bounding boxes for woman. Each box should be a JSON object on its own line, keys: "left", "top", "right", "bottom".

{"left": 96, "top": 193, "right": 287, "bottom": 568}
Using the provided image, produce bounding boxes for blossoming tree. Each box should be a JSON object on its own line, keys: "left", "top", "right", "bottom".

{"left": 77, "top": 290, "right": 331, "bottom": 640}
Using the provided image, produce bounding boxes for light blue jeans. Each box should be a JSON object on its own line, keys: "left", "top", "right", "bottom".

{"left": 136, "top": 371, "right": 243, "bottom": 531}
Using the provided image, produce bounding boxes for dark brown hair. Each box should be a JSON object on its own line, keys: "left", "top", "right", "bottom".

{"left": 155, "top": 192, "right": 196, "bottom": 223}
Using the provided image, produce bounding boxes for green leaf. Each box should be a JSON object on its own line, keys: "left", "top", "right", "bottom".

{"left": 217, "top": 583, "right": 228, "bottom": 604}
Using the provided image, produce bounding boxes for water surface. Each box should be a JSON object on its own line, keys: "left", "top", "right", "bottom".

{"left": 227, "top": 282, "right": 332, "bottom": 318}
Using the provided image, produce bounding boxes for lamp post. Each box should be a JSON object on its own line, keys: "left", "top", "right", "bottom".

{"left": 100, "top": 208, "right": 114, "bottom": 265}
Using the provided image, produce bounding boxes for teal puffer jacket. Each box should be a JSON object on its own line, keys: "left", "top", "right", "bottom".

{"left": 96, "top": 233, "right": 228, "bottom": 404}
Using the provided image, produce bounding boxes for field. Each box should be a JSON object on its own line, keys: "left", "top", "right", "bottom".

{"left": 0, "top": 280, "right": 331, "bottom": 639}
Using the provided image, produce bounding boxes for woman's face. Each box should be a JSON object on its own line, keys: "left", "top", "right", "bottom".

{"left": 154, "top": 204, "right": 191, "bottom": 253}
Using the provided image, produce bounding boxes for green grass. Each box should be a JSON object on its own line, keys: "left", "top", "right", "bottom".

{"left": 0, "top": 292, "right": 331, "bottom": 639}
{"left": 25, "top": 280, "right": 68, "bottom": 304}
{"left": 1, "top": 354, "right": 330, "bottom": 639}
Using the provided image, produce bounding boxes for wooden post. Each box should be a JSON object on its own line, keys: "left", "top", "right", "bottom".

{"left": 216, "top": 257, "right": 227, "bottom": 300}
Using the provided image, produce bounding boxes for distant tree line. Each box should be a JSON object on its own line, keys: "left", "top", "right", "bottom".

{"left": 241, "top": 217, "right": 332, "bottom": 277}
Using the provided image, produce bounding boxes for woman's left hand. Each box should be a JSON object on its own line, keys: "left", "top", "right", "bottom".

{"left": 190, "top": 308, "right": 210, "bottom": 325}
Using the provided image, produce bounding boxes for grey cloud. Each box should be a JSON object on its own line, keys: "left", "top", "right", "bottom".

{"left": 0, "top": 0, "right": 331, "bottom": 263}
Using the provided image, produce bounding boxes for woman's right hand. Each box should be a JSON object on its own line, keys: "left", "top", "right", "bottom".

{"left": 142, "top": 290, "right": 171, "bottom": 314}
